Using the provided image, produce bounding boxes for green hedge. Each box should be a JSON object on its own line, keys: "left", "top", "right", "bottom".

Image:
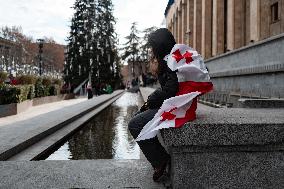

{"left": 16, "top": 75, "right": 37, "bottom": 85}
{"left": 35, "top": 78, "right": 45, "bottom": 98}
{"left": 0, "top": 75, "right": 62, "bottom": 105}
{"left": 34, "top": 78, "right": 60, "bottom": 98}
{"left": 0, "top": 72, "right": 7, "bottom": 84}
{"left": 0, "top": 84, "right": 34, "bottom": 105}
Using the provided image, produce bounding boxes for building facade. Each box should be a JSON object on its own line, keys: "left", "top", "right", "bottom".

{"left": 166, "top": 0, "right": 284, "bottom": 59}
{"left": 165, "top": 0, "right": 284, "bottom": 107}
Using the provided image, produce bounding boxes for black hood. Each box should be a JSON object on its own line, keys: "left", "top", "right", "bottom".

{"left": 148, "top": 28, "right": 176, "bottom": 66}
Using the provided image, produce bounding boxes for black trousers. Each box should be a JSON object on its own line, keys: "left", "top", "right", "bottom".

{"left": 128, "top": 109, "right": 170, "bottom": 168}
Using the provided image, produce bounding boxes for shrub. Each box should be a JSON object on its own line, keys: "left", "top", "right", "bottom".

{"left": 0, "top": 84, "right": 19, "bottom": 104}
{"left": 17, "top": 85, "right": 32, "bottom": 102}
{"left": 0, "top": 72, "right": 8, "bottom": 84}
{"left": 16, "top": 75, "right": 37, "bottom": 85}
{"left": 49, "top": 84, "right": 60, "bottom": 96}
{"left": 35, "top": 78, "right": 45, "bottom": 98}
{"left": 0, "top": 84, "right": 33, "bottom": 105}
{"left": 42, "top": 77, "right": 52, "bottom": 86}
{"left": 27, "top": 85, "right": 35, "bottom": 99}
{"left": 53, "top": 78, "right": 62, "bottom": 86}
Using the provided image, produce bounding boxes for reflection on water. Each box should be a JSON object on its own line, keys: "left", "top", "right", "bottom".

{"left": 46, "top": 92, "right": 143, "bottom": 160}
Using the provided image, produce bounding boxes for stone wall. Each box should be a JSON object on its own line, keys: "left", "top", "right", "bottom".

{"left": 204, "top": 33, "right": 284, "bottom": 106}
{"left": 0, "top": 94, "right": 75, "bottom": 118}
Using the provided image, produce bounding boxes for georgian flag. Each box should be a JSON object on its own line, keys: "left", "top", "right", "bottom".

{"left": 135, "top": 44, "right": 213, "bottom": 141}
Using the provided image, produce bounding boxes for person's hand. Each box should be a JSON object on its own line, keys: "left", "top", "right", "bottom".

{"left": 140, "top": 102, "right": 149, "bottom": 112}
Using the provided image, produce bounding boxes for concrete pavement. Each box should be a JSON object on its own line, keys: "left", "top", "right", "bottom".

{"left": 0, "top": 160, "right": 165, "bottom": 189}
{"left": 0, "top": 90, "right": 124, "bottom": 160}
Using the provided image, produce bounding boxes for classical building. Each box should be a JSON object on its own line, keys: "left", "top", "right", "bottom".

{"left": 120, "top": 61, "right": 147, "bottom": 87}
{"left": 165, "top": 0, "right": 284, "bottom": 59}
{"left": 165, "top": 0, "right": 284, "bottom": 107}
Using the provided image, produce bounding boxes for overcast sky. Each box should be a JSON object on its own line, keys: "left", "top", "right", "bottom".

{"left": 0, "top": 0, "right": 168, "bottom": 45}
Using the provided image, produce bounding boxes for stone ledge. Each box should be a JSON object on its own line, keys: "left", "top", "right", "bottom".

{"left": 161, "top": 104, "right": 284, "bottom": 188}
{"left": 210, "top": 62, "right": 284, "bottom": 78}
{"left": 0, "top": 160, "right": 164, "bottom": 189}
{"left": 0, "top": 94, "right": 75, "bottom": 118}
{"left": 162, "top": 105, "right": 284, "bottom": 147}
{"left": 238, "top": 98, "right": 284, "bottom": 108}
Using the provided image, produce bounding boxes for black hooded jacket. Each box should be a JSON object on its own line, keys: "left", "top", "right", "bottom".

{"left": 146, "top": 29, "right": 179, "bottom": 109}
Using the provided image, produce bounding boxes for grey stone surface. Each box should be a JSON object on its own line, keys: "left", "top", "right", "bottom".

{"left": 162, "top": 104, "right": 284, "bottom": 147}
{"left": 239, "top": 98, "right": 284, "bottom": 108}
{"left": 0, "top": 100, "right": 33, "bottom": 118}
{"left": 171, "top": 150, "right": 284, "bottom": 189}
{"left": 0, "top": 91, "right": 124, "bottom": 160}
{"left": 0, "top": 160, "right": 165, "bottom": 189}
{"left": 205, "top": 33, "right": 284, "bottom": 99}
{"left": 161, "top": 104, "right": 284, "bottom": 188}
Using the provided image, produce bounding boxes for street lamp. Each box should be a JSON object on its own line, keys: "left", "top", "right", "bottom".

{"left": 37, "top": 39, "right": 44, "bottom": 76}
{"left": 0, "top": 55, "right": 4, "bottom": 71}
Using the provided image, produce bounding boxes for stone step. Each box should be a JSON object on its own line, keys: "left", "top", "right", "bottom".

{"left": 0, "top": 160, "right": 167, "bottom": 189}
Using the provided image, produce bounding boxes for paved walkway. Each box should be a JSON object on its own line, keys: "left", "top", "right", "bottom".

{"left": 0, "top": 88, "right": 167, "bottom": 188}
{"left": 0, "top": 160, "right": 165, "bottom": 189}
{"left": 0, "top": 98, "right": 86, "bottom": 126}
{"left": 0, "top": 91, "right": 124, "bottom": 160}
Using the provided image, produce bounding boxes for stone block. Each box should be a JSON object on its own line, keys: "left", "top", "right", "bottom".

{"left": 239, "top": 98, "right": 284, "bottom": 108}
{"left": 161, "top": 105, "right": 284, "bottom": 188}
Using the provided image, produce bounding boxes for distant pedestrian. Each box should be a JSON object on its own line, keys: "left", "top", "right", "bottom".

{"left": 87, "top": 84, "right": 93, "bottom": 99}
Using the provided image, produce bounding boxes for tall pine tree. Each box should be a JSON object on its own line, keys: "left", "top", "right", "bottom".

{"left": 140, "top": 26, "right": 158, "bottom": 72}
{"left": 122, "top": 22, "right": 141, "bottom": 77}
{"left": 64, "top": 0, "right": 120, "bottom": 89}
{"left": 94, "top": 0, "right": 118, "bottom": 85}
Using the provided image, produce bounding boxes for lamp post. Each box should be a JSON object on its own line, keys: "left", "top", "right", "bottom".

{"left": 0, "top": 55, "right": 4, "bottom": 71}
{"left": 37, "top": 39, "right": 44, "bottom": 76}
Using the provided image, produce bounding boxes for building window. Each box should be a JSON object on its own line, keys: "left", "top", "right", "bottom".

{"left": 271, "top": 2, "right": 279, "bottom": 23}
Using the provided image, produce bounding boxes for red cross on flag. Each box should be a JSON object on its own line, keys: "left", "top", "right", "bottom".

{"left": 135, "top": 44, "right": 213, "bottom": 142}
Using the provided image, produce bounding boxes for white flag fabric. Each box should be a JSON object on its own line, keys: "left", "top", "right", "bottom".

{"left": 135, "top": 44, "right": 213, "bottom": 142}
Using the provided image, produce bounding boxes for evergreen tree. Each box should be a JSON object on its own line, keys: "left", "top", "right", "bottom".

{"left": 64, "top": 0, "right": 120, "bottom": 89}
{"left": 140, "top": 26, "right": 158, "bottom": 71}
{"left": 122, "top": 22, "right": 141, "bottom": 77}
{"left": 94, "top": 0, "right": 118, "bottom": 85}
{"left": 64, "top": 0, "right": 97, "bottom": 87}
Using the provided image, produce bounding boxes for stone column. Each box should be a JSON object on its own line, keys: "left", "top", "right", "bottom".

{"left": 259, "top": 0, "right": 270, "bottom": 40}
{"left": 250, "top": 0, "right": 260, "bottom": 42}
{"left": 201, "top": 0, "right": 212, "bottom": 59}
{"left": 212, "top": 0, "right": 225, "bottom": 56}
{"left": 181, "top": 1, "right": 187, "bottom": 44}
{"left": 227, "top": 0, "right": 246, "bottom": 51}
{"left": 187, "top": 0, "right": 194, "bottom": 46}
{"left": 193, "top": 0, "right": 202, "bottom": 52}
{"left": 175, "top": 13, "right": 179, "bottom": 42}
{"left": 173, "top": 13, "right": 177, "bottom": 41}
{"left": 178, "top": 7, "right": 183, "bottom": 43}
{"left": 171, "top": 20, "right": 174, "bottom": 35}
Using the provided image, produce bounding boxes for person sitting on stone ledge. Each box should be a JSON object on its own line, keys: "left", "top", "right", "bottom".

{"left": 128, "top": 28, "right": 213, "bottom": 183}
{"left": 128, "top": 28, "right": 178, "bottom": 182}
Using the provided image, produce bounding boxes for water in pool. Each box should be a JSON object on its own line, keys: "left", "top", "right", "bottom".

{"left": 45, "top": 92, "right": 143, "bottom": 160}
